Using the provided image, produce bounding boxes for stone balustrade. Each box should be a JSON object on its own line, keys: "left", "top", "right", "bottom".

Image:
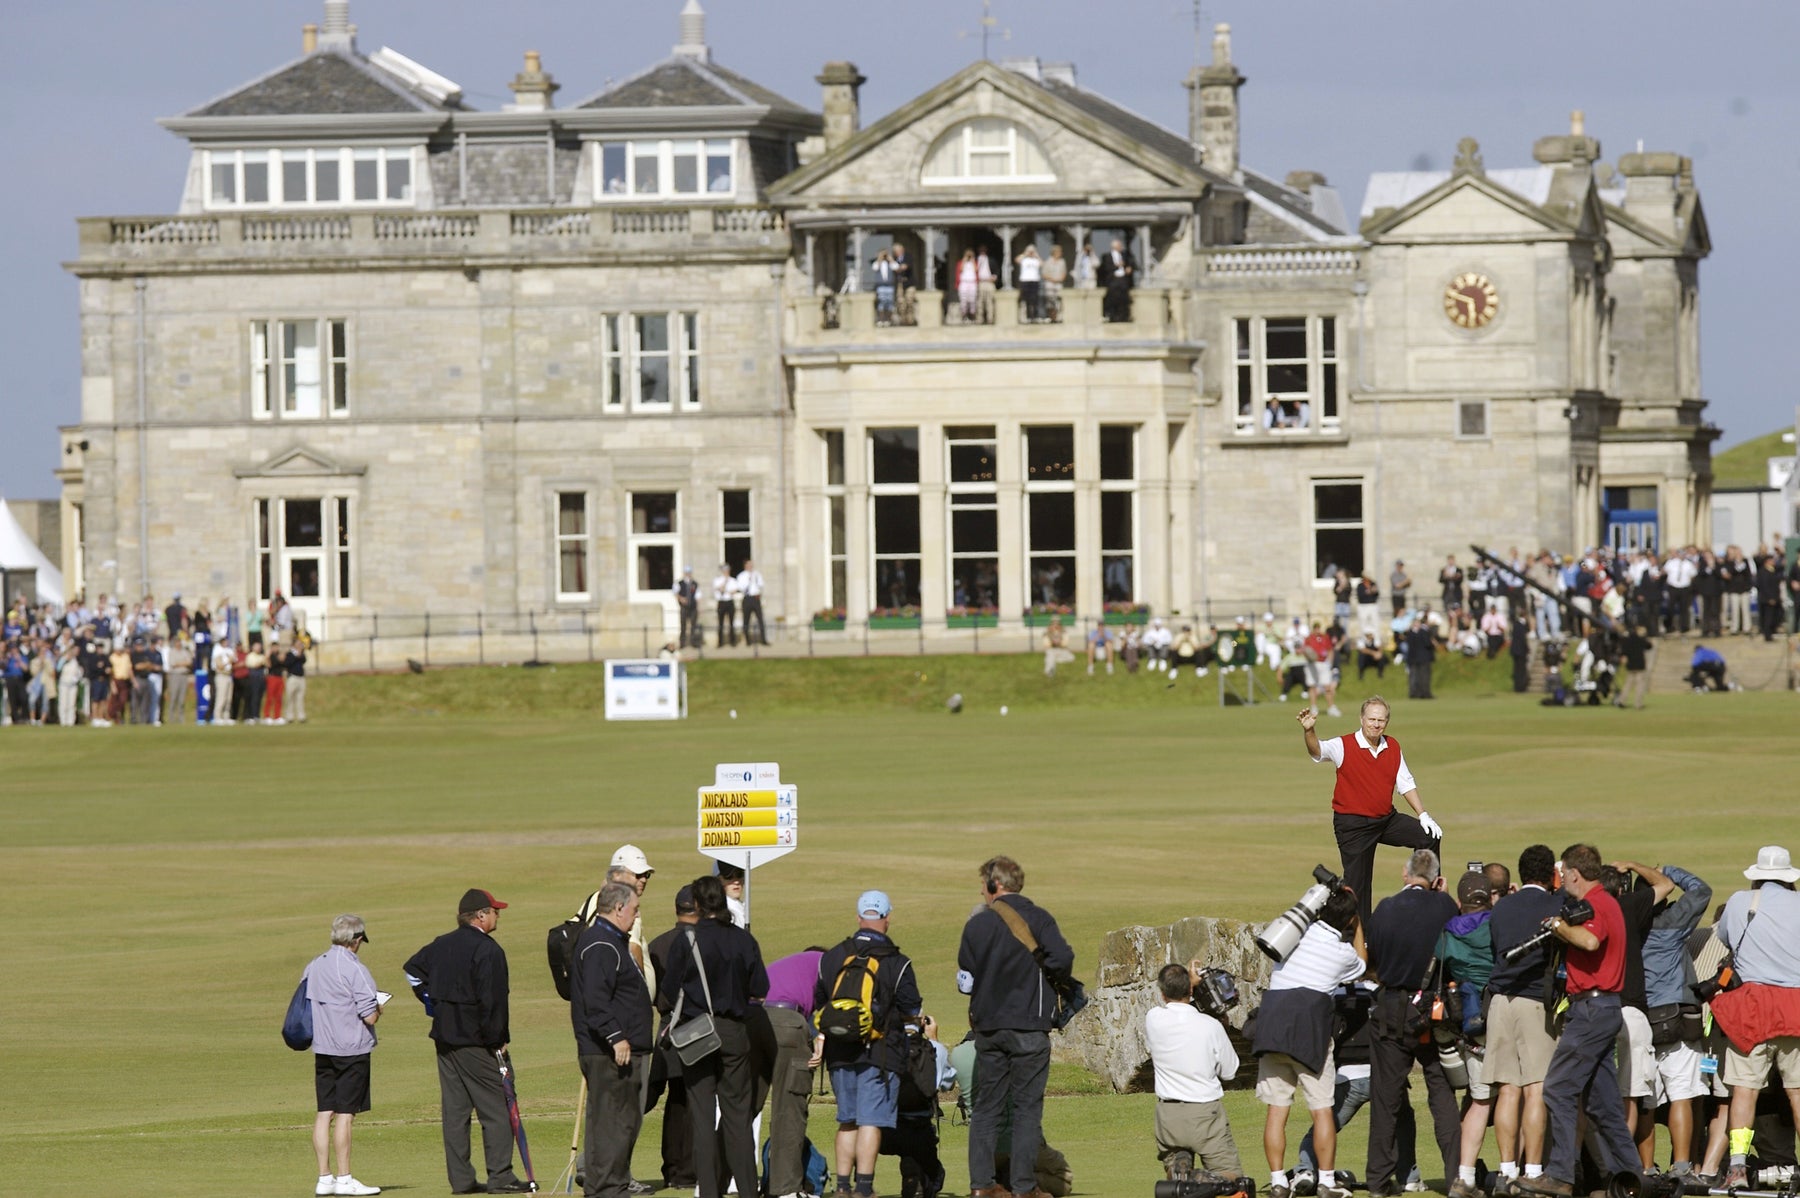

{"left": 77, "top": 206, "right": 788, "bottom": 267}
{"left": 786, "top": 285, "right": 1187, "bottom": 346}
{"left": 1204, "top": 246, "right": 1361, "bottom": 279}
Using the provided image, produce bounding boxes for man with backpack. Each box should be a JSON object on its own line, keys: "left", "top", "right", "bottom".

{"left": 959, "top": 856, "right": 1076, "bottom": 1198}
{"left": 811, "top": 890, "right": 923, "bottom": 1198}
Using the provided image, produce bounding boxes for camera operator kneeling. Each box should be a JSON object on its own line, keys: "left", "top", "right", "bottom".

{"left": 1252, "top": 885, "right": 1368, "bottom": 1198}
{"left": 1146, "top": 964, "right": 1244, "bottom": 1182}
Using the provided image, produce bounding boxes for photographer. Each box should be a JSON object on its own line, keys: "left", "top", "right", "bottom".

{"left": 1146, "top": 963, "right": 1243, "bottom": 1182}
{"left": 1437, "top": 871, "right": 1496, "bottom": 1198}
{"left": 1253, "top": 885, "right": 1366, "bottom": 1198}
{"left": 1515, "top": 845, "right": 1640, "bottom": 1198}
{"left": 1485, "top": 846, "right": 1563, "bottom": 1188}
{"left": 1364, "top": 850, "right": 1461, "bottom": 1198}
{"left": 1640, "top": 864, "right": 1712, "bottom": 1178}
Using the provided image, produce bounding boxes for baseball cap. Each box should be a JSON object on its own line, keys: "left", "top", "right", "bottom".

{"left": 674, "top": 885, "right": 696, "bottom": 913}
{"left": 857, "top": 890, "right": 892, "bottom": 918}
{"left": 611, "top": 844, "right": 654, "bottom": 875}
{"left": 458, "top": 888, "right": 508, "bottom": 914}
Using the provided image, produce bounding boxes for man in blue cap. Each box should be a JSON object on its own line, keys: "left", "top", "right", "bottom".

{"left": 811, "top": 890, "right": 923, "bottom": 1198}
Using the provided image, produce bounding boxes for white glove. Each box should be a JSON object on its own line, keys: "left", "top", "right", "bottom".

{"left": 1419, "top": 811, "right": 1443, "bottom": 841}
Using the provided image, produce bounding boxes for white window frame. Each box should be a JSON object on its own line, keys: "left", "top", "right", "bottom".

{"left": 945, "top": 427, "right": 999, "bottom": 612}
{"left": 1310, "top": 477, "right": 1367, "bottom": 582}
{"left": 821, "top": 431, "right": 847, "bottom": 615}
{"left": 335, "top": 496, "right": 355, "bottom": 603}
{"left": 721, "top": 489, "right": 754, "bottom": 574}
{"left": 626, "top": 491, "right": 682, "bottom": 605}
{"left": 554, "top": 490, "right": 592, "bottom": 603}
{"left": 1455, "top": 398, "right": 1490, "bottom": 440}
{"left": 599, "top": 312, "right": 701, "bottom": 412}
{"left": 1231, "top": 315, "right": 1341, "bottom": 436}
{"left": 253, "top": 495, "right": 355, "bottom": 607}
{"left": 921, "top": 119, "right": 1056, "bottom": 186}
{"left": 1098, "top": 424, "right": 1138, "bottom": 605}
{"left": 595, "top": 138, "right": 737, "bottom": 200}
{"left": 204, "top": 146, "right": 414, "bottom": 210}
{"left": 251, "top": 318, "right": 349, "bottom": 420}
{"left": 868, "top": 428, "right": 922, "bottom": 613}
{"left": 1023, "top": 425, "right": 1077, "bottom": 607}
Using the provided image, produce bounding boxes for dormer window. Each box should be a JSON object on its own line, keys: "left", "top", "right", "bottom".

{"left": 921, "top": 119, "right": 1054, "bottom": 185}
{"left": 598, "top": 139, "right": 736, "bottom": 199}
{"left": 205, "top": 147, "right": 414, "bottom": 209}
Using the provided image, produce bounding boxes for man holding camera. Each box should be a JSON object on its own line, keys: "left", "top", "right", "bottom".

{"left": 1484, "top": 846, "right": 1563, "bottom": 1189}
{"left": 959, "top": 856, "right": 1075, "bottom": 1198}
{"left": 1253, "top": 885, "right": 1367, "bottom": 1198}
{"left": 1516, "top": 845, "right": 1640, "bottom": 1198}
{"left": 1299, "top": 698, "right": 1444, "bottom": 926}
{"left": 1363, "top": 850, "right": 1461, "bottom": 1198}
{"left": 1146, "top": 963, "right": 1243, "bottom": 1183}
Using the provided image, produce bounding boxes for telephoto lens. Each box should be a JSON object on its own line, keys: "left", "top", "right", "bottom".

{"left": 1256, "top": 864, "right": 1339, "bottom": 962}
{"left": 1153, "top": 1176, "right": 1256, "bottom": 1198}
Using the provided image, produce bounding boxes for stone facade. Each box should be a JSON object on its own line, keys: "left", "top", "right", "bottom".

{"left": 59, "top": 2, "right": 1714, "bottom": 645}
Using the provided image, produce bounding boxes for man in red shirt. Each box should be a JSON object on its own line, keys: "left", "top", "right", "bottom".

{"left": 1302, "top": 622, "right": 1341, "bottom": 717}
{"left": 1299, "top": 697, "right": 1444, "bottom": 925}
{"left": 1519, "top": 844, "right": 1640, "bottom": 1196}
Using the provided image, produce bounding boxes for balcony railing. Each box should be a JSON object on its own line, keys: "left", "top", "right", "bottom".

{"left": 78, "top": 206, "right": 788, "bottom": 264}
{"left": 1203, "top": 247, "right": 1360, "bottom": 279}
{"left": 789, "top": 286, "right": 1186, "bottom": 345}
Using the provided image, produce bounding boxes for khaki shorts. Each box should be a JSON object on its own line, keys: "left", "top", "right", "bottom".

{"left": 1461, "top": 1044, "right": 1490, "bottom": 1101}
{"left": 1256, "top": 1046, "right": 1335, "bottom": 1110}
{"left": 1616, "top": 1006, "right": 1656, "bottom": 1100}
{"left": 1654, "top": 1040, "right": 1708, "bottom": 1103}
{"left": 1485, "top": 994, "right": 1557, "bottom": 1087}
{"left": 1723, "top": 1036, "right": 1800, "bottom": 1089}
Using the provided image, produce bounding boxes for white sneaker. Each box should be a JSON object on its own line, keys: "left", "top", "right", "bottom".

{"left": 316, "top": 1176, "right": 335, "bottom": 1196}
{"left": 1405, "top": 1181, "right": 1430, "bottom": 1193}
{"left": 1196, "top": 667, "right": 1209, "bottom": 677}
{"left": 1279, "top": 693, "right": 1289, "bottom": 702}
{"left": 1327, "top": 705, "right": 1343, "bottom": 717}
{"left": 334, "top": 1178, "right": 380, "bottom": 1196}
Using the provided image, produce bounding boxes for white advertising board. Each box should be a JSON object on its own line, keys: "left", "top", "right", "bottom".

{"left": 603, "top": 659, "right": 686, "bottom": 720}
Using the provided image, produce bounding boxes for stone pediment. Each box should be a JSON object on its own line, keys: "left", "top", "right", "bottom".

{"left": 1364, "top": 171, "right": 1584, "bottom": 242}
{"left": 768, "top": 61, "right": 1218, "bottom": 209}
{"left": 233, "top": 445, "right": 367, "bottom": 479}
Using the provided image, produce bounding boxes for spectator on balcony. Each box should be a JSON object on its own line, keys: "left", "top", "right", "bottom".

{"left": 870, "top": 250, "right": 900, "bottom": 327}
{"left": 1073, "top": 241, "right": 1098, "bottom": 289}
{"left": 1097, "top": 238, "right": 1135, "bottom": 322}
{"left": 890, "top": 242, "right": 915, "bottom": 324}
{"left": 976, "top": 247, "right": 997, "bottom": 323}
{"left": 1041, "top": 245, "right": 1067, "bottom": 321}
{"left": 955, "top": 248, "right": 981, "bottom": 323}
{"left": 1016, "top": 245, "right": 1044, "bottom": 322}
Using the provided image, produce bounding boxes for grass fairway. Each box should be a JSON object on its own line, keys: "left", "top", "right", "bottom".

{"left": 4, "top": 656, "right": 1792, "bottom": 1197}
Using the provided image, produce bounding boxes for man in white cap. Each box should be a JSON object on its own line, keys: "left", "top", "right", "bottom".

{"left": 577, "top": 846, "right": 656, "bottom": 991}
{"left": 1709, "top": 846, "right": 1800, "bottom": 1190}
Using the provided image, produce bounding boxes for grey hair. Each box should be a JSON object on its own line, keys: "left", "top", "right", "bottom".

{"left": 606, "top": 865, "right": 638, "bottom": 885}
{"left": 595, "top": 881, "right": 638, "bottom": 916}
{"left": 1407, "top": 849, "right": 1441, "bottom": 886}
{"left": 330, "top": 914, "right": 366, "bottom": 947}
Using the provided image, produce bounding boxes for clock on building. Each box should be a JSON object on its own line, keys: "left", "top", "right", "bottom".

{"left": 1443, "top": 272, "right": 1499, "bottom": 329}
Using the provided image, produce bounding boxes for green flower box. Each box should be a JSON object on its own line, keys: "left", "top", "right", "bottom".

{"left": 811, "top": 617, "right": 846, "bottom": 631}
{"left": 868, "top": 615, "right": 923, "bottom": 630}
{"left": 946, "top": 613, "right": 999, "bottom": 628}
{"left": 1022, "top": 612, "right": 1073, "bottom": 628}
{"left": 1104, "top": 610, "right": 1150, "bottom": 626}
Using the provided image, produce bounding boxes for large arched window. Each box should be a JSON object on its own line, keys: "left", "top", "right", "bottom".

{"left": 921, "top": 118, "right": 1055, "bottom": 185}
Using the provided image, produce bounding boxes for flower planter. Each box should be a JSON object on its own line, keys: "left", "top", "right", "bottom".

{"left": 946, "top": 613, "right": 999, "bottom": 628}
{"left": 811, "top": 617, "right": 846, "bottom": 632}
{"left": 1103, "top": 610, "right": 1151, "bottom": 626}
{"left": 868, "top": 615, "right": 923, "bottom": 630}
{"left": 1022, "top": 612, "right": 1074, "bottom": 628}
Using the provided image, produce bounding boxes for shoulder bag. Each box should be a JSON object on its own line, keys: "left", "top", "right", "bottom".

{"left": 1694, "top": 892, "right": 1761, "bottom": 1004}
{"left": 991, "top": 900, "right": 1088, "bottom": 1030}
{"left": 667, "top": 927, "right": 723, "bottom": 1066}
{"left": 282, "top": 974, "right": 313, "bottom": 1051}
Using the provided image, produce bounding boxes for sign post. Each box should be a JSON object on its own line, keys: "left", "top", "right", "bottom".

{"left": 699, "top": 762, "right": 796, "bottom": 927}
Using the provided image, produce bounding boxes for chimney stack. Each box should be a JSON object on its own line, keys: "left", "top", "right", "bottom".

{"left": 319, "top": 0, "right": 354, "bottom": 51}
{"left": 1186, "top": 24, "right": 1246, "bottom": 178}
{"left": 302, "top": 23, "right": 318, "bottom": 53}
{"left": 1615, "top": 150, "right": 1686, "bottom": 239}
{"left": 507, "top": 50, "right": 560, "bottom": 112}
{"left": 817, "top": 61, "right": 866, "bottom": 152}
{"left": 1532, "top": 109, "right": 1601, "bottom": 167}
{"left": 673, "top": 0, "right": 710, "bottom": 63}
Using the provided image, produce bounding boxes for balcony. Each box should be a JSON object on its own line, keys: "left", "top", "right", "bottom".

{"left": 786, "top": 286, "right": 1193, "bottom": 357}
{"left": 72, "top": 207, "right": 788, "bottom": 271}
{"left": 1202, "top": 246, "right": 1361, "bottom": 282}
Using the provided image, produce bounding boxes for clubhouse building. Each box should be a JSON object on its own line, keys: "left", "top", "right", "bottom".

{"left": 60, "top": 0, "right": 1715, "bottom": 640}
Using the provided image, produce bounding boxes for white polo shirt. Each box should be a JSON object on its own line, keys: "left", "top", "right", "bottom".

{"left": 1144, "top": 1000, "right": 1238, "bottom": 1102}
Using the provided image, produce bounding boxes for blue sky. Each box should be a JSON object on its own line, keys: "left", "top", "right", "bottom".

{"left": 0, "top": 0, "right": 1792, "bottom": 496}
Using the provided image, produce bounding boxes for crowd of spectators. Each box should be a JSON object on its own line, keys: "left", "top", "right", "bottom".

{"left": 1, "top": 590, "right": 311, "bottom": 728}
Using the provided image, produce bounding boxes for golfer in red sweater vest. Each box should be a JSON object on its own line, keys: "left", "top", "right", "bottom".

{"left": 1298, "top": 696, "right": 1444, "bottom": 924}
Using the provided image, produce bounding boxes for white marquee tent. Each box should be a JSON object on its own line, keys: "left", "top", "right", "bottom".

{"left": 0, "top": 498, "right": 65, "bottom": 605}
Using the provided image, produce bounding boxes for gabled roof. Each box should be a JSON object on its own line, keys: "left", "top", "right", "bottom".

{"left": 185, "top": 47, "right": 458, "bottom": 117}
{"left": 1242, "top": 168, "right": 1352, "bottom": 241}
{"left": 1359, "top": 164, "right": 1603, "bottom": 241}
{"left": 576, "top": 55, "right": 810, "bottom": 116}
{"left": 769, "top": 60, "right": 1223, "bottom": 203}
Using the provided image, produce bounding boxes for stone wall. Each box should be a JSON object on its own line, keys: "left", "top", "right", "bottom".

{"left": 1055, "top": 914, "right": 1274, "bottom": 1094}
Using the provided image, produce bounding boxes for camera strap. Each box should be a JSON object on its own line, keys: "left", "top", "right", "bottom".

{"left": 992, "top": 898, "right": 1044, "bottom": 963}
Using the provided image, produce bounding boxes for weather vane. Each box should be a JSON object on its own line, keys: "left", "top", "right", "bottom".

{"left": 958, "top": 0, "right": 1010, "bottom": 60}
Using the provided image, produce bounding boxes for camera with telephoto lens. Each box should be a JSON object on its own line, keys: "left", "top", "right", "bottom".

{"left": 1154, "top": 1173, "right": 1257, "bottom": 1198}
{"left": 1502, "top": 898, "right": 1594, "bottom": 962}
{"left": 1256, "top": 865, "right": 1345, "bottom": 963}
{"left": 1191, "top": 967, "right": 1240, "bottom": 1018}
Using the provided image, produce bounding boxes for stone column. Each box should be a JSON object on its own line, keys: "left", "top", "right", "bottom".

{"left": 918, "top": 424, "right": 948, "bottom": 623}
{"left": 1138, "top": 223, "right": 1154, "bottom": 283}
{"left": 1074, "top": 419, "right": 1100, "bottom": 619}
{"left": 849, "top": 226, "right": 867, "bottom": 292}
{"left": 845, "top": 424, "right": 869, "bottom": 620}
{"left": 1139, "top": 416, "right": 1171, "bottom": 616}
{"left": 997, "top": 224, "right": 1016, "bottom": 289}
{"left": 917, "top": 226, "right": 940, "bottom": 290}
{"left": 996, "top": 419, "right": 1025, "bottom": 626}
{"left": 803, "top": 231, "right": 816, "bottom": 285}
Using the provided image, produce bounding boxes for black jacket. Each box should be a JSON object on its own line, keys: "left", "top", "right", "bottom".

{"left": 814, "top": 929, "right": 921, "bottom": 1073}
{"left": 571, "top": 916, "right": 654, "bottom": 1053}
{"left": 1252, "top": 987, "right": 1334, "bottom": 1075}
{"left": 958, "top": 894, "right": 1074, "bottom": 1034}
{"left": 404, "top": 923, "right": 510, "bottom": 1049}
{"left": 1096, "top": 250, "right": 1135, "bottom": 289}
{"left": 657, "top": 916, "right": 768, "bottom": 1024}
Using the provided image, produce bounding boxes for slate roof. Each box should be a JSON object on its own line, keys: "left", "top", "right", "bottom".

{"left": 1241, "top": 168, "right": 1351, "bottom": 240}
{"left": 1360, "top": 167, "right": 1554, "bottom": 219}
{"left": 186, "top": 48, "right": 456, "bottom": 117}
{"left": 578, "top": 55, "right": 810, "bottom": 115}
{"left": 1034, "top": 77, "right": 1208, "bottom": 178}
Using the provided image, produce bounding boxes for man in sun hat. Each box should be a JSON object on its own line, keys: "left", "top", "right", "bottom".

{"left": 404, "top": 889, "right": 529, "bottom": 1194}
{"left": 1709, "top": 847, "right": 1800, "bottom": 1190}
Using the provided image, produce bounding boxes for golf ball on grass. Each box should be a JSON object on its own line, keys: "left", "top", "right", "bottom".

{"left": 729, "top": 709, "right": 738, "bottom": 719}
{"left": 1000, "top": 705, "right": 1009, "bottom": 715}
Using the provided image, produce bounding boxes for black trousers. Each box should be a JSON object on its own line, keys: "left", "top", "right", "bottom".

{"left": 644, "top": 1045, "right": 696, "bottom": 1187}
{"left": 435, "top": 1045, "right": 520, "bottom": 1193}
{"left": 716, "top": 602, "right": 736, "bottom": 647}
{"left": 681, "top": 1016, "right": 758, "bottom": 1198}
{"left": 1103, "top": 282, "right": 1132, "bottom": 322}
{"left": 582, "top": 1051, "right": 646, "bottom": 1198}
{"left": 1544, "top": 994, "right": 1638, "bottom": 1185}
{"left": 1366, "top": 993, "right": 1461, "bottom": 1192}
{"left": 1667, "top": 587, "right": 1693, "bottom": 633}
{"left": 678, "top": 602, "right": 700, "bottom": 649}
{"left": 1407, "top": 659, "right": 1433, "bottom": 699}
{"left": 1334, "top": 811, "right": 1440, "bottom": 926}
{"left": 968, "top": 1028, "right": 1051, "bottom": 1193}
{"left": 741, "top": 595, "right": 767, "bottom": 645}
{"left": 882, "top": 1115, "right": 946, "bottom": 1197}
{"left": 1759, "top": 597, "right": 1784, "bottom": 640}
{"left": 1700, "top": 593, "right": 1723, "bottom": 636}
{"left": 1512, "top": 653, "right": 1531, "bottom": 692}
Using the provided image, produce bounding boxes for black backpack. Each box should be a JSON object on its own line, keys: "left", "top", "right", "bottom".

{"left": 895, "top": 1026, "right": 940, "bottom": 1118}
{"left": 547, "top": 918, "right": 583, "bottom": 1001}
{"left": 817, "top": 950, "right": 885, "bottom": 1055}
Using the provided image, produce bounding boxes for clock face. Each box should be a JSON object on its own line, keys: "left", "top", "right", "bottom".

{"left": 1444, "top": 272, "right": 1500, "bottom": 329}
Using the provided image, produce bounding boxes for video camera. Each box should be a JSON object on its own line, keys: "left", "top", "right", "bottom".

{"left": 1191, "top": 966, "right": 1239, "bottom": 1019}
{"left": 1154, "top": 1174, "right": 1257, "bottom": 1198}
{"left": 1255, "top": 865, "right": 1346, "bottom": 963}
{"left": 1502, "top": 898, "right": 1594, "bottom": 962}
